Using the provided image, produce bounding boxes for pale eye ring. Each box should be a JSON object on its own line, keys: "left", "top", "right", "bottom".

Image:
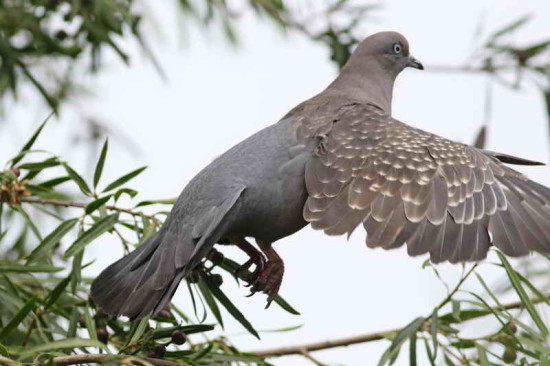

{"left": 393, "top": 43, "right": 402, "bottom": 54}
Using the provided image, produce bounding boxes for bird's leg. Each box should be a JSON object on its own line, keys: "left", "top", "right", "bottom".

{"left": 249, "top": 241, "right": 284, "bottom": 307}
{"left": 234, "top": 239, "right": 266, "bottom": 282}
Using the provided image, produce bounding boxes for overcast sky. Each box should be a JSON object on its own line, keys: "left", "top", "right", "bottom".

{"left": 2, "top": 0, "right": 550, "bottom": 364}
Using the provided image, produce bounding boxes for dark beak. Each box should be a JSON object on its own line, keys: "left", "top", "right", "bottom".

{"left": 406, "top": 56, "right": 424, "bottom": 70}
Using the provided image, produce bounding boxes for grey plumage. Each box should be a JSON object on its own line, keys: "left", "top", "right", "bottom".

{"left": 91, "top": 31, "right": 550, "bottom": 319}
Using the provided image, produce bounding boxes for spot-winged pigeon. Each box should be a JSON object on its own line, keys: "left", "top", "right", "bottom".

{"left": 91, "top": 31, "right": 550, "bottom": 319}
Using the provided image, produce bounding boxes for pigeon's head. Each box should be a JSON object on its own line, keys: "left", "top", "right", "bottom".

{"left": 353, "top": 31, "right": 423, "bottom": 75}
{"left": 329, "top": 31, "right": 423, "bottom": 113}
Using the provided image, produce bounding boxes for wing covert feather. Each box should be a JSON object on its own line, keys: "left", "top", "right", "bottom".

{"left": 301, "top": 103, "right": 550, "bottom": 263}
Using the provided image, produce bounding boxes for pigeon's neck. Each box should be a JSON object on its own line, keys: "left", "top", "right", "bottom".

{"left": 327, "top": 59, "right": 396, "bottom": 115}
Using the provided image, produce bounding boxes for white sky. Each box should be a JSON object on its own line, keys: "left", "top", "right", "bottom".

{"left": 1, "top": 0, "right": 550, "bottom": 365}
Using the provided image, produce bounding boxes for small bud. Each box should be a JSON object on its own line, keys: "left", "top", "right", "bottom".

{"left": 157, "top": 308, "right": 172, "bottom": 319}
{"left": 187, "top": 271, "right": 200, "bottom": 283}
{"left": 171, "top": 330, "right": 186, "bottom": 345}
{"left": 211, "top": 274, "right": 223, "bottom": 287}
{"left": 55, "top": 30, "right": 68, "bottom": 41}
{"left": 208, "top": 250, "right": 224, "bottom": 266}
{"left": 507, "top": 322, "right": 517, "bottom": 334}
{"left": 502, "top": 347, "right": 517, "bottom": 364}
{"left": 11, "top": 167, "right": 20, "bottom": 177}
{"left": 96, "top": 328, "right": 109, "bottom": 344}
{"left": 153, "top": 344, "right": 166, "bottom": 359}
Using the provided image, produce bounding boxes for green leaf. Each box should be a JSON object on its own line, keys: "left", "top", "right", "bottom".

{"left": 39, "top": 176, "right": 71, "bottom": 188}
{"left": 62, "top": 163, "right": 92, "bottom": 196}
{"left": 0, "top": 296, "right": 37, "bottom": 340}
{"left": 84, "top": 304, "right": 97, "bottom": 340}
{"left": 497, "top": 251, "right": 549, "bottom": 336}
{"left": 43, "top": 276, "right": 71, "bottom": 309}
{"left": 11, "top": 114, "right": 52, "bottom": 167}
{"left": 430, "top": 308, "right": 438, "bottom": 360}
{"left": 114, "top": 188, "right": 138, "bottom": 202}
{"left": 67, "top": 309, "right": 79, "bottom": 338}
{"left": 272, "top": 296, "right": 300, "bottom": 315}
{"left": 64, "top": 213, "right": 119, "bottom": 258}
{"left": 0, "top": 344, "right": 8, "bottom": 357}
{"left": 127, "top": 317, "right": 150, "bottom": 346}
{"left": 19, "top": 160, "right": 60, "bottom": 171}
{"left": 476, "top": 343, "right": 490, "bottom": 366}
{"left": 0, "top": 263, "right": 63, "bottom": 273}
{"left": 94, "top": 138, "right": 109, "bottom": 189}
{"left": 450, "top": 339, "right": 477, "bottom": 349}
{"left": 13, "top": 206, "right": 42, "bottom": 241}
{"left": 103, "top": 166, "right": 147, "bottom": 193}
{"left": 487, "top": 15, "right": 531, "bottom": 43}
{"left": 451, "top": 300, "right": 461, "bottom": 321}
{"left": 85, "top": 195, "right": 112, "bottom": 215}
{"left": 27, "top": 218, "right": 78, "bottom": 264}
{"left": 17, "top": 338, "right": 109, "bottom": 361}
{"left": 151, "top": 324, "right": 215, "bottom": 339}
{"left": 218, "top": 257, "right": 300, "bottom": 315}
{"left": 379, "top": 317, "right": 425, "bottom": 366}
{"left": 135, "top": 198, "right": 176, "bottom": 208}
{"left": 201, "top": 273, "right": 259, "bottom": 339}
{"left": 197, "top": 277, "right": 224, "bottom": 328}
{"left": 409, "top": 330, "right": 417, "bottom": 366}
{"left": 423, "top": 338, "right": 436, "bottom": 366}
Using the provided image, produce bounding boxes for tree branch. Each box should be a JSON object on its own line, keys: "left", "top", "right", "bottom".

{"left": 20, "top": 197, "right": 158, "bottom": 222}
{"left": 35, "top": 354, "right": 187, "bottom": 366}
{"left": 253, "top": 295, "right": 548, "bottom": 357}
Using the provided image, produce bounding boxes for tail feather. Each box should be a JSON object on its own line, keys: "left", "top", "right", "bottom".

{"left": 90, "top": 226, "right": 189, "bottom": 319}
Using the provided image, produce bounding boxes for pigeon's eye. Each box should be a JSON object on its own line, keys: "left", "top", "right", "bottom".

{"left": 393, "top": 43, "right": 402, "bottom": 54}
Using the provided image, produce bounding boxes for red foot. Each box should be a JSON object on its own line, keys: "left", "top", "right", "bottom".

{"left": 234, "top": 239, "right": 266, "bottom": 282}
{"left": 248, "top": 243, "right": 284, "bottom": 307}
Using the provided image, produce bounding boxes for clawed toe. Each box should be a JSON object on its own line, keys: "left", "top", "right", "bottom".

{"left": 246, "top": 260, "right": 284, "bottom": 306}
{"left": 232, "top": 239, "right": 285, "bottom": 306}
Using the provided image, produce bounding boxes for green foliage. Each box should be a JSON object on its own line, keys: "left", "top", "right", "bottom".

{"left": 0, "top": 121, "right": 300, "bottom": 365}
{"left": 0, "top": 0, "right": 373, "bottom": 114}
{"left": 376, "top": 260, "right": 550, "bottom": 366}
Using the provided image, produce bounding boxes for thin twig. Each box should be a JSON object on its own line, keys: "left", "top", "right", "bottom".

{"left": 434, "top": 264, "right": 478, "bottom": 312}
{"left": 298, "top": 348, "right": 327, "bottom": 366}
{"left": 20, "top": 197, "right": 159, "bottom": 223}
{"left": 252, "top": 295, "right": 547, "bottom": 357}
{"left": 34, "top": 354, "right": 186, "bottom": 366}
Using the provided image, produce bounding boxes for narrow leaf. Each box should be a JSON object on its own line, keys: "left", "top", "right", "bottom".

{"left": 409, "top": 331, "right": 417, "bottom": 366}
{"left": 488, "top": 15, "right": 530, "bottom": 42}
{"left": 64, "top": 213, "right": 119, "bottom": 258}
{"left": 202, "top": 274, "right": 259, "bottom": 339}
{"left": 0, "top": 297, "right": 37, "bottom": 339}
{"left": 84, "top": 304, "right": 97, "bottom": 340}
{"left": 497, "top": 251, "right": 549, "bottom": 336}
{"left": 197, "top": 277, "right": 224, "bottom": 328}
{"left": 0, "top": 263, "right": 63, "bottom": 273}
{"left": 27, "top": 218, "right": 78, "bottom": 263}
{"left": 103, "top": 166, "right": 147, "bottom": 193}
{"left": 17, "top": 338, "right": 108, "bottom": 361}
{"left": 93, "top": 139, "right": 109, "bottom": 189}
{"left": 63, "top": 163, "right": 91, "bottom": 196}
{"left": 43, "top": 276, "right": 71, "bottom": 309}
{"left": 85, "top": 196, "right": 111, "bottom": 215}
{"left": 431, "top": 308, "right": 438, "bottom": 359}
{"left": 11, "top": 114, "right": 52, "bottom": 167}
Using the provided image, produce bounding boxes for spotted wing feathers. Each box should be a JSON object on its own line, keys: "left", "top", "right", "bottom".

{"left": 302, "top": 103, "right": 550, "bottom": 263}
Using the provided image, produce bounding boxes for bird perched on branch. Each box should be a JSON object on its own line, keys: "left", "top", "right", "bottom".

{"left": 91, "top": 31, "right": 550, "bottom": 319}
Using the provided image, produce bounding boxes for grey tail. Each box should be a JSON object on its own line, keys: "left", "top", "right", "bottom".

{"left": 90, "top": 224, "right": 190, "bottom": 320}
